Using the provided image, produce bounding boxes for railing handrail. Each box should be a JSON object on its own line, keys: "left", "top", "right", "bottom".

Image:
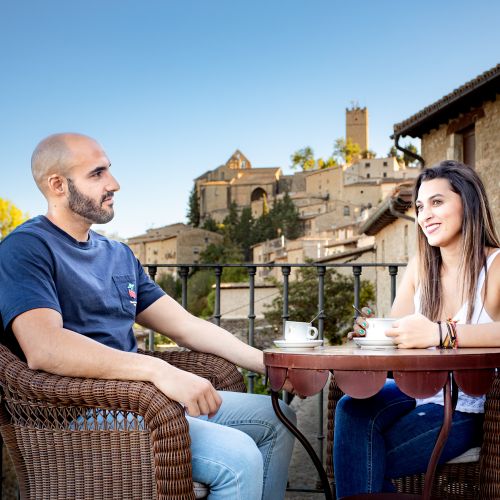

{"left": 142, "top": 262, "right": 407, "bottom": 268}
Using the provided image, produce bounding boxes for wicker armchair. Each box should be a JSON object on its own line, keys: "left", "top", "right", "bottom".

{"left": 0, "top": 344, "right": 246, "bottom": 500}
{"left": 326, "top": 373, "right": 500, "bottom": 499}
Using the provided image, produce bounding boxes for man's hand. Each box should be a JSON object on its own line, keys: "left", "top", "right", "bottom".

{"left": 152, "top": 366, "right": 222, "bottom": 418}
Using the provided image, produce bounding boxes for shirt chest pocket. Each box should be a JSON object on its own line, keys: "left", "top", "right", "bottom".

{"left": 112, "top": 275, "right": 138, "bottom": 318}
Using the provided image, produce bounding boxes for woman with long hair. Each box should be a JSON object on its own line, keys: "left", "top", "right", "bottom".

{"left": 333, "top": 160, "right": 500, "bottom": 498}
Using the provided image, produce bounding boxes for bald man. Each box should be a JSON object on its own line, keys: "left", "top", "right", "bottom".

{"left": 0, "top": 133, "right": 296, "bottom": 500}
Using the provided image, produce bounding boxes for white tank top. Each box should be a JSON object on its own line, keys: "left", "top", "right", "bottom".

{"left": 414, "top": 248, "right": 500, "bottom": 413}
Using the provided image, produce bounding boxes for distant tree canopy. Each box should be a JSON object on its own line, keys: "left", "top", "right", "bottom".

{"left": 0, "top": 198, "right": 28, "bottom": 240}
{"left": 290, "top": 147, "right": 337, "bottom": 171}
{"left": 333, "top": 138, "right": 361, "bottom": 165}
{"left": 187, "top": 185, "right": 200, "bottom": 227}
{"left": 402, "top": 142, "right": 419, "bottom": 166}
{"left": 264, "top": 266, "right": 375, "bottom": 344}
{"left": 195, "top": 195, "right": 303, "bottom": 264}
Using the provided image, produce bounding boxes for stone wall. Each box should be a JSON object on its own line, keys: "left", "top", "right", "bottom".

{"left": 421, "top": 95, "right": 500, "bottom": 234}
{"left": 372, "top": 214, "right": 416, "bottom": 317}
{"left": 476, "top": 98, "right": 500, "bottom": 235}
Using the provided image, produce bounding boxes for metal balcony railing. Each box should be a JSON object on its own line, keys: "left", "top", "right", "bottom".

{"left": 142, "top": 261, "right": 406, "bottom": 493}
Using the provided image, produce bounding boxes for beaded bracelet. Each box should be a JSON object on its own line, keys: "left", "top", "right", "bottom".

{"left": 443, "top": 318, "right": 458, "bottom": 349}
{"left": 437, "top": 321, "right": 443, "bottom": 348}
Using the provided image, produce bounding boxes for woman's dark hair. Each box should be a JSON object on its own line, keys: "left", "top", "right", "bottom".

{"left": 414, "top": 160, "right": 500, "bottom": 322}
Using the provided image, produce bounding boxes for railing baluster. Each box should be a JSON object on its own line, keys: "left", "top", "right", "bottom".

{"left": 281, "top": 266, "right": 291, "bottom": 336}
{"left": 281, "top": 266, "right": 291, "bottom": 402}
{"left": 147, "top": 265, "right": 157, "bottom": 352}
{"left": 214, "top": 266, "right": 222, "bottom": 326}
{"left": 178, "top": 266, "right": 189, "bottom": 309}
{"left": 352, "top": 265, "right": 362, "bottom": 317}
{"left": 247, "top": 266, "right": 256, "bottom": 394}
{"left": 316, "top": 266, "right": 326, "bottom": 468}
{"left": 389, "top": 265, "right": 398, "bottom": 305}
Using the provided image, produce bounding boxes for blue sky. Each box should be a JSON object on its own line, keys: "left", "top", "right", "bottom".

{"left": 1, "top": 0, "right": 499, "bottom": 238}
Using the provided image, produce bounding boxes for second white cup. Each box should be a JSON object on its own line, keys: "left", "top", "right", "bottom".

{"left": 284, "top": 321, "right": 319, "bottom": 342}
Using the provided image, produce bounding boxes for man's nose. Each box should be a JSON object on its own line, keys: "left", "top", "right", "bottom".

{"left": 107, "top": 174, "right": 120, "bottom": 192}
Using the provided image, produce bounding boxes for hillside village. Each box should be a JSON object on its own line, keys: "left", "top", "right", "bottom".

{"left": 127, "top": 64, "right": 500, "bottom": 318}
{"left": 127, "top": 107, "right": 419, "bottom": 275}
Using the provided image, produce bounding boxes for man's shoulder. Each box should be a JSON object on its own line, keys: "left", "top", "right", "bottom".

{"left": 0, "top": 216, "right": 49, "bottom": 250}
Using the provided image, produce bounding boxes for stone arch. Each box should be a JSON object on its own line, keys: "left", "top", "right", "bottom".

{"left": 250, "top": 188, "right": 268, "bottom": 218}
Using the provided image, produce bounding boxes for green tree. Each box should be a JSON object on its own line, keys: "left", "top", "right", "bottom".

{"left": 290, "top": 147, "right": 315, "bottom": 171}
{"left": 264, "top": 266, "right": 375, "bottom": 344}
{"left": 388, "top": 146, "right": 403, "bottom": 163}
{"left": 0, "top": 198, "right": 28, "bottom": 240}
{"left": 290, "top": 147, "right": 336, "bottom": 171}
{"left": 201, "top": 216, "right": 221, "bottom": 233}
{"left": 360, "top": 149, "right": 377, "bottom": 159}
{"left": 186, "top": 185, "right": 200, "bottom": 227}
{"left": 156, "top": 273, "right": 181, "bottom": 301}
{"left": 271, "top": 192, "right": 303, "bottom": 240}
{"left": 333, "top": 138, "right": 361, "bottom": 165}
{"left": 403, "top": 142, "right": 419, "bottom": 166}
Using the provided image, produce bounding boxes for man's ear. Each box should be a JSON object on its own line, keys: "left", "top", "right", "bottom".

{"left": 47, "top": 175, "right": 66, "bottom": 196}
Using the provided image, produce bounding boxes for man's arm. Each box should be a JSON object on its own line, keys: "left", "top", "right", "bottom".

{"left": 136, "top": 294, "right": 265, "bottom": 374}
{"left": 12, "top": 308, "right": 222, "bottom": 417}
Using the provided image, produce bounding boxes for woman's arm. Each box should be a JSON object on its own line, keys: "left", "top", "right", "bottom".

{"left": 389, "top": 256, "right": 417, "bottom": 317}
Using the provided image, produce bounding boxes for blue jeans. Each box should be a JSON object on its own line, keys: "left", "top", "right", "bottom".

{"left": 189, "top": 391, "right": 296, "bottom": 500}
{"left": 76, "top": 391, "right": 295, "bottom": 500}
{"left": 333, "top": 380, "right": 483, "bottom": 499}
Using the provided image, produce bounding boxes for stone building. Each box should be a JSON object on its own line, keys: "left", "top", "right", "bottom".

{"left": 393, "top": 63, "right": 500, "bottom": 232}
{"left": 196, "top": 150, "right": 282, "bottom": 223}
{"left": 127, "top": 223, "right": 223, "bottom": 276}
{"left": 357, "top": 184, "right": 416, "bottom": 316}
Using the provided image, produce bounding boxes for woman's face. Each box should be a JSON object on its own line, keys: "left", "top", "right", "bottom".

{"left": 416, "top": 178, "right": 464, "bottom": 249}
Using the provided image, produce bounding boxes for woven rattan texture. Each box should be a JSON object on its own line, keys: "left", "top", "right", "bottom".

{"left": 0, "top": 345, "right": 246, "bottom": 500}
{"left": 327, "top": 374, "right": 500, "bottom": 499}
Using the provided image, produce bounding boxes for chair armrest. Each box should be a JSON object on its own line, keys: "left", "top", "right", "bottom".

{"left": 326, "top": 375, "right": 344, "bottom": 481}
{"left": 139, "top": 347, "right": 247, "bottom": 393}
{"left": 478, "top": 372, "right": 500, "bottom": 498}
{"left": 0, "top": 345, "right": 196, "bottom": 499}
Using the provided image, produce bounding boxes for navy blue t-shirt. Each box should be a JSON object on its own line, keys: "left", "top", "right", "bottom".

{"left": 0, "top": 216, "right": 165, "bottom": 357}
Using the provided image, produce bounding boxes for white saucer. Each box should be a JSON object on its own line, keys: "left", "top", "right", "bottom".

{"left": 274, "top": 339, "right": 324, "bottom": 349}
{"left": 353, "top": 338, "right": 396, "bottom": 349}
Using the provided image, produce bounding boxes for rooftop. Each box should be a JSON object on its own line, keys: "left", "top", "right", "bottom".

{"left": 393, "top": 63, "right": 500, "bottom": 138}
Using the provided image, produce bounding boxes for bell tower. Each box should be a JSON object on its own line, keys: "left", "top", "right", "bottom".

{"left": 346, "top": 106, "right": 369, "bottom": 152}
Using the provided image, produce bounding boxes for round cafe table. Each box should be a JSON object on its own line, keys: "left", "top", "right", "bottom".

{"left": 264, "top": 345, "right": 500, "bottom": 500}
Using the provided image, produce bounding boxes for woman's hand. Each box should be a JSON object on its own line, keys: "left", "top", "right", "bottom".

{"left": 385, "top": 313, "right": 440, "bottom": 349}
{"left": 347, "top": 306, "right": 375, "bottom": 339}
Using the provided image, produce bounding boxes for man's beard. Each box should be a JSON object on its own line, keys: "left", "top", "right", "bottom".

{"left": 67, "top": 178, "right": 115, "bottom": 224}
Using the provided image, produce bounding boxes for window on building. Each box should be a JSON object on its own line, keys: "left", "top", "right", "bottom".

{"left": 343, "top": 206, "right": 350, "bottom": 216}
{"left": 383, "top": 172, "right": 387, "bottom": 178}
{"left": 366, "top": 173, "right": 371, "bottom": 179}
{"left": 383, "top": 161, "right": 388, "bottom": 167}
{"left": 365, "top": 162, "right": 370, "bottom": 167}
{"left": 462, "top": 124, "right": 476, "bottom": 168}
{"left": 193, "top": 248, "right": 200, "bottom": 255}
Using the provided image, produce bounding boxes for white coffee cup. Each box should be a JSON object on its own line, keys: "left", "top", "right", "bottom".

{"left": 284, "top": 321, "right": 319, "bottom": 342}
{"left": 365, "top": 318, "right": 396, "bottom": 340}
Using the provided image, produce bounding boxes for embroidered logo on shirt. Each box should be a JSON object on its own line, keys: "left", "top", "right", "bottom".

{"left": 127, "top": 283, "right": 137, "bottom": 306}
